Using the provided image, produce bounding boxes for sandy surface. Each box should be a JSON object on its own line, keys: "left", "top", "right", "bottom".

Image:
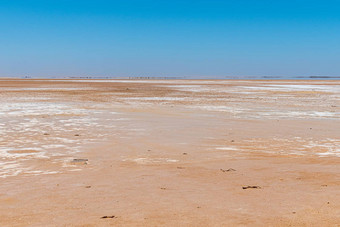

{"left": 0, "top": 79, "right": 339, "bottom": 226}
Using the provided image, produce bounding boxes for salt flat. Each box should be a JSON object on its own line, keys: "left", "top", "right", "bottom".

{"left": 0, "top": 79, "right": 339, "bottom": 226}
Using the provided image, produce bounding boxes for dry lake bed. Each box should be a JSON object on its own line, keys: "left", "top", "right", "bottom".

{"left": 0, "top": 79, "right": 339, "bottom": 226}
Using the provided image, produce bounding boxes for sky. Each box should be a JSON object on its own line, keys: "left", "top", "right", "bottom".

{"left": 0, "top": 0, "right": 340, "bottom": 78}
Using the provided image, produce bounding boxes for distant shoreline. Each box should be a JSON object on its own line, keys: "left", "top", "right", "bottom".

{"left": 1, "top": 76, "right": 340, "bottom": 80}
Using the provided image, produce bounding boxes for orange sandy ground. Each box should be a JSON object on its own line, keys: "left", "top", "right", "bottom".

{"left": 0, "top": 79, "right": 339, "bottom": 226}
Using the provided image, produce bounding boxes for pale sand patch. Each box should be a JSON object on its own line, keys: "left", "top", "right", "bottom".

{"left": 7, "top": 149, "right": 41, "bottom": 154}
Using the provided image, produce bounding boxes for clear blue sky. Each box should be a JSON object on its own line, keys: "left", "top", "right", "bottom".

{"left": 1, "top": 0, "right": 340, "bottom": 78}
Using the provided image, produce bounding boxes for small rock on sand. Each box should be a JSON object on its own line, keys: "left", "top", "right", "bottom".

{"left": 101, "top": 215, "right": 116, "bottom": 219}
{"left": 242, "top": 186, "right": 261, "bottom": 189}
{"left": 71, "top": 158, "right": 88, "bottom": 165}
{"left": 220, "top": 168, "right": 236, "bottom": 172}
